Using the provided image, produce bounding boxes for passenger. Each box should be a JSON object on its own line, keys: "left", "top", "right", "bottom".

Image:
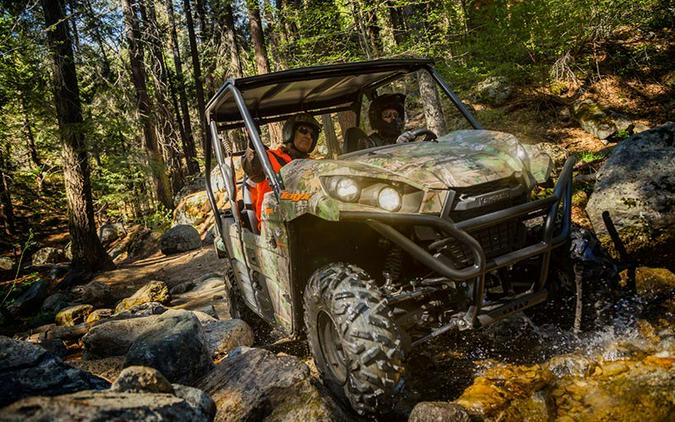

{"left": 242, "top": 112, "right": 322, "bottom": 227}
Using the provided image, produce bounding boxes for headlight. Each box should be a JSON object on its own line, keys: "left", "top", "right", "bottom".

{"left": 516, "top": 143, "right": 530, "bottom": 170}
{"left": 378, "top": 187, "right": 401, "bottom": 212}
{"left": 335, "top": 177, "right": 360, "bottom": 202}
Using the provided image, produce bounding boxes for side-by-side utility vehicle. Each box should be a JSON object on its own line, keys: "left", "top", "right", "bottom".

{"left": 204, "top": 59, "right": 575, "bottom": 415}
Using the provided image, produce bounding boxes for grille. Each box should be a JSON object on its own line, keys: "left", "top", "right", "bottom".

{"left": 441, "top": 221, "right": 525, "bottom": 268}
{"left": 439, "top": 176, "right": 529, "bottom": 268}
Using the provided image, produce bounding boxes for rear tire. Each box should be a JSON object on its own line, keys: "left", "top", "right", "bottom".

{"left": 303, "top": 263, "right": 405, "bottom": 415}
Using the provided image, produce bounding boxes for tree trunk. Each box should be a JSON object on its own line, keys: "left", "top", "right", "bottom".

{"left": 321, "top": 114, "right": 340, "bottom": 158}
{"left": 21, "top": 100, "right": 45, "bottom": 192}
{"left": 418, "top": 70, "right": 447, "bottom": 135}
{"left": 365, "top": 5, "right": 382, "bottom": 57}
{"left": 121, "top": 0, "right": 173, "bottom": 210}
{"left": 247, "top": 0, "right": 270, "bottom": 74}
{"left": 0, "top": 147, "right": 15, "bottom": 236}
{"left": 387, "top": 1, "right": 406, "bottom": 46}
{"left": 337, "top": 110, "right": 357, "bottom": 139}
{"left": 142, "top": 0, "right": 187, "bottom": 190}
{"left": 247, "top": 0, "right": 282, "bottom": 143}
{"left": 222, "top": 2, "right": 243, "bottom": 77}
{"left": 41, "top": 0, "right": 113, "bottom": 271}
{"left": 183, "top": 0, "right": 208, "bottom": 166}
{"left": 167, "top": 0, "right": 200, "bottom": 175}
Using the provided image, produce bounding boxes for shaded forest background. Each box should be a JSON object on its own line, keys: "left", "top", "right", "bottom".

{"left": 0, "top": 0, "right": 673, "bottom": 272}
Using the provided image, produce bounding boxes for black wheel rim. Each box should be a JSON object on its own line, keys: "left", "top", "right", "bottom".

{"left": 317, "top": 310, "right": 348, "bottom": 384}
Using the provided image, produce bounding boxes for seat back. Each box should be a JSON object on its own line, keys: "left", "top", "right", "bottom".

{"left": 241, "top": 176, "right": 259, "bottom": 234}
{"left": 343, "top": 127, "right": 370, "bottom": 154}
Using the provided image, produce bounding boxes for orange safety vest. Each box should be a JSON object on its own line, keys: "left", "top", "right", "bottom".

{"left": 249, "top": 148, "right": 292, "bottom": 227}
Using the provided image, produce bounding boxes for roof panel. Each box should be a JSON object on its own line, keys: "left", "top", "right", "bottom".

{"left": 208, "top": 59, "right": 433, "bottom": 124}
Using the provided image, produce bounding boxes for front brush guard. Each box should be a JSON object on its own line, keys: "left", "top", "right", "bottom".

{"left": 340, "top": 156, "right": 576, "bottom": 330}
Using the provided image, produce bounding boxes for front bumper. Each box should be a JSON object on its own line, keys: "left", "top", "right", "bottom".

{"left": 340, "top": 156, "right": 576, "bottom": 328}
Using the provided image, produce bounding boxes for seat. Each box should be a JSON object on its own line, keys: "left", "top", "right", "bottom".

{"left": 343, "top": 127, "right": 370, "bottom": 154}
{"left": 241, "top": 175, "right": 259, "bottom": 234}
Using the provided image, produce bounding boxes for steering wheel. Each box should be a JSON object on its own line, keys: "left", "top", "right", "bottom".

{"left": 396, "top": 128, "right": 438, "bottom": 143}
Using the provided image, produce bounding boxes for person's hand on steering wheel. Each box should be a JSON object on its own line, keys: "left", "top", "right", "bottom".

{"left": 396, "top": 128, "right": 437, "bottom": 144}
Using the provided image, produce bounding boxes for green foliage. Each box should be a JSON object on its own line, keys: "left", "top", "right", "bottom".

{"left": 141, "top": 205, "right": 173, "bottom": 232}
{"left": 579, "top": 150, "right": 609, "bottom": 163}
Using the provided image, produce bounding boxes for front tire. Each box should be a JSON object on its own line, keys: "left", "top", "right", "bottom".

{"left": 303, "top": 263, "right": 405, "bottom": 415}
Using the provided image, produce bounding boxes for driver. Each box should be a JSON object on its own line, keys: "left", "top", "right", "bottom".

{"left": 242, "top": 112, "right": 322, "bottom": 227}
{"left": 363, "top": 93, "right": 418, "bottom": 149}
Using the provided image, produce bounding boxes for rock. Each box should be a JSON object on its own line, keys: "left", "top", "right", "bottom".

{"left": 550, "top": 353, "right": 675, "bottom": 420}
{"left": 114, "top": 280, "right": 170, "bottom": 313}
{"left": 6, "top": 279, "right": 49, "bottom": 317}
{"left": 454, "top": 363, "right": 555, "bottom": 420}
{"left": 1, "top": 390, "right": 209, "bottom": 421}
{"left": 170, "top": 274, "right": 228, "bottom": 320}
{"left": 111, "top": 301, "right": 168, "bottom": 320}
{"left": 69, "top": 356, "right": 125, "bottom": 382}
{"left": 55, "top": 304, "right": 94, "bottom": 326}
{"left": 111, "top": 365, "right": 175, "bottom": 394}
{"left": 197, "top": 347, "right": 347, "bottom": 422}
{"left": 32, "top": 247, "right": 66, "bottom": 266}
{"left": 586, "top": 122, "right": 675, "bottom": 267}
{"left": 0, "top": 336, "right": 109, "bottom": 408}
{"left": 475, "top": 76, "right": 512, "bottom": 106}
{"left": 170, "top": 280, "right": 197, "bottom": 295}
{"left": 409, "top": 402, "right": 472, "bottom": 422}
{"left": 629, "top": 267, "right": 675, "bottom": 297}
{"left": 572, "top": 99, "right": 618, "bottom": 140}
{"left": 175, "top": 175, "right": 207, "bottom": 205}
{"left": 173, "top": 190, "right": 210, "bottom": 227}
{"left": 41, "top": 292, "right": 72, "bottom": 314}
{"left": 71, "top": 280, "right": 113, "bottom": 308}
{"left": 546, "top": 354, "right": 595, "bottom": 377}
{"left": 160, "top": 224, "right": 202, "bottom": 255}
{"left": 173, "top": 384, "right": 217, "bottom": 421}
{"left": 0, "top": 256, "right": 14, "bottom": 271}
{"left": 126, "top": 227, "right": 160, "bottom": 261}
{"left": 86, "top": 308, "right": 113, "bottom": 323}
{"left": 83, "top": 315, "right": 155, "bottom": 358}
{"left": 59, "top": 268, "right": 93, "bottom": 289}
{"left": 64, "top": 241, "right": 72, "bottom": 261}
{"left": 125, "top": 309, "right": 213, "bottom": 385}
{"left": 99, "top": 222, "right": 126, "bottom": 244}
{"left": 525, "top": 142, "right": 569, "bottom": 176}
{"left": 201, "top": 318, "right": 254, "bottom": 359}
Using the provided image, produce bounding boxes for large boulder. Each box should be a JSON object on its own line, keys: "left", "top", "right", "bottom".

{"left": 159, "top": 224, "right": 201, "bottom": 255}
{"left": 31, "top": 247, "right": 66, "bottom": 266}
{"left": 170, "top": 273, "right": 229, "bottom": 320}
{"left": 99, "top": 222, "right": 126, "bottom": 245}
{"left": 114, "top": 280, "right": 170, "bottom": 313}
{"left": 572, "top": 99, "right": 618, "bottom": 140}
{"left": 6, "top": 279, "right": 49, "bottom": 317}
{"left": 55, "top": 304, "right": 94, "bottom": 326}
{"left": 71, "top": 280, "right": 113, "bottom": 308}
{"left": 124, "top": 309, "right": 213, "bottom": 385}
{"left": 586, "top": 122, "right": 675, "bottom": 268}
{"left": 0, "top": 391, "right": 210, "bottom": 421}
{"left": 0, "top": 336, "right": 109, "bottom": 408}
{"left": 173, "top": 190, "right": 210, "bottom": 227}
{"left": 197, "top": 347, "right": 348, "bottom": 422}
{"left": 475, "top": 76, "right": 512, "bottom": 106}
{"left": 83, "top": 315, "right": 156, "bottom": 357}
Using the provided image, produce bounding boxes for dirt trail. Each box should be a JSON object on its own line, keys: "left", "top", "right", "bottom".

{"left": 92, "top": 246, "right": 224, "bottom": 306}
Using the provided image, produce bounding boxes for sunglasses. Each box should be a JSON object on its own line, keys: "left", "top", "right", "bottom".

{"left": 296, "top": 125, "right": 316, "bottom": 136}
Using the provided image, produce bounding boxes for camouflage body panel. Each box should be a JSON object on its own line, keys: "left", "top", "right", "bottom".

{"left": 274, "top": 130, "right": 532, "bottom": 221}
